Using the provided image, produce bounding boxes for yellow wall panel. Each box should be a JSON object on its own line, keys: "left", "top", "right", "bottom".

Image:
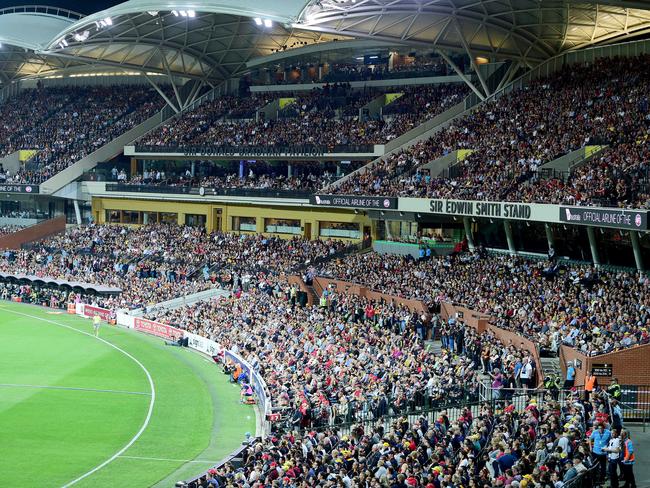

{"left": 92, "top": 197, "right": 372, "bottom": 242}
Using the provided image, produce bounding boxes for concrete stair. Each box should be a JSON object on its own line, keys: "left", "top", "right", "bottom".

{"left": 541, "top": 355, "right": 562, "bottom": 380}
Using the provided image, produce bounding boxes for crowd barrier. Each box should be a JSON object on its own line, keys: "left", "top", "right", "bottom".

{"left": 129, "top": 288, "right": 231, "bottom": 317}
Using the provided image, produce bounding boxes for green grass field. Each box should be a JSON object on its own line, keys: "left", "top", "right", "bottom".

{"left": 0, "top": 301, "right": 255, "bottom": 488}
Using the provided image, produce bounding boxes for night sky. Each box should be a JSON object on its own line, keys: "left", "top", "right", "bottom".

{"left": 0, "top": 0, "right": 124, "bottom": 15}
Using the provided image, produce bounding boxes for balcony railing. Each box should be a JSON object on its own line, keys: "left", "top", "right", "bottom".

{"left": 132, "top": 143, "right": 376, "bottom": 156}
{"left": 105, "top": 183, "right": 312, "bottom": 199}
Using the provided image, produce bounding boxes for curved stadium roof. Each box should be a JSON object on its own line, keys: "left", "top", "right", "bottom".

{"left": 1, "top": 1, "right": 650, "bottom": 84}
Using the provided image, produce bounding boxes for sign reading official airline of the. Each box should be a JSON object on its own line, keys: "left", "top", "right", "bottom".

{"left": 559, "top": 206, "right": 647, "bottom": 231}
{"left": 311, "top": 194, "right": 398, "bottom": 210}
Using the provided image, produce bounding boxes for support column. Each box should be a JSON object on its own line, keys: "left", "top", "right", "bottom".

{"left": 630, "top": 230, "right": 644, "bottom": 271}
{"left": 385, "top": 220, "right": 393, "bottom": 241}
{"left": 587, "top": 226, "right": 600, "bottom": 266}
{"left": 287, "top": 163, "right": 293, "bottom": 178}
{"left": 336, "top": 164, "right": 342, "bottom": 177}
{"left": 191, "top": 161, "right": 196, "bottom": 177}
{"left": 73, "top": 200, "right": 82, "bottom": 225}
{"left": 130, "top": 158, "right": 137, "bottom": 178}
{"left": 463, "top": 217, "right": 475, "bottom": 251}
{"left": 504, "top": 220, "right": 516, "bottom": 254}
{"left": 545, "top": 223, "right": 555, "bottom": 251}
{"left": 239, "top": 160, "right": 245, "bottom": 179}
{"left": 142, "top": 212, "right": 149, "bottom": 225}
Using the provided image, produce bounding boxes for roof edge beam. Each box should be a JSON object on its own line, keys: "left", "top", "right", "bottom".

{"left": 454, "top": 19, "right": 490, "bottom": 98}
{"left": 142, "top": 73, "right": 179, "bottom": 113}
{"left": 436, "top": 49, "right": 485, "bottom": 102}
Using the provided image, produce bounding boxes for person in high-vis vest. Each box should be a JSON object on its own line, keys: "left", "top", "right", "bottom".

{"left": 585, "top": 372, "right": 597, "bottom": 401}
{"left": 620, "top": 430, "right": 636, "bottom": 488}
{"left": 544, "top": 374, "right": 560, "bottom": 400}
{"left": 319, "top": 294, "right": 327, "bottom": 308}
{"left": 608, "top": 377, "right": 623, "bottom": 401}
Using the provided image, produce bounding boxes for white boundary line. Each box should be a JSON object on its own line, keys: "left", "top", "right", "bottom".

{"left": 0, "top": 383, "right": 150, "bottom": 396}
{"left": 3, "top": 307, "right": 156, "bottom": 488}
{"left": 117, "top": 455, "right": 218, "bottom": 464}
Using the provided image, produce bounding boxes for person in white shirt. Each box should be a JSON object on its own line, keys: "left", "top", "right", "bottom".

{"left": 519, "top": 357, "right": 533, "bottom": 390}
{"left": 604, "top": 429, "right": 622, "bottom": 488}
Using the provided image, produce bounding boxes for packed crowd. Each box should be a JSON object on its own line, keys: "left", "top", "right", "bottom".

{"left": 0, "top": 85, "right": 167, "bottom": 183}
{"left": 320, "top": 250, "right": 650, "bottom": 357}
{"left": 148, "top": 274, "right": 475, "bottom": 427}
{"left": 332, "top": 55, "right": 650, "bottom": 208}
{"left": 137, "top": 83, "right": 467, "bottom": 151}
{"left": 0, "top": 224, "right": 346, "bottom": 310}
{"left": 196, "top": 389, "right": 630, "bottom": 488}
{"left": 0, "top": 218, "right": 639, "bottom": 487}
{"left": 175, "top": 275, "right": 628, "bottom": 488}
{"left": 124, "top": 161, "right": 363, "bottom": 191}
{"left": 0, "top": 210, "right": 49, "bottom": 220}
{"left": 138, "top": 94, "right": 272, "bottom": 147}
{"left": 0, "top": 225, "right": 24, "bottom": 237}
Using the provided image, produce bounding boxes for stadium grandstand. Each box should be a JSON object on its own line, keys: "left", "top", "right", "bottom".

{"left": 2, "top": 1, "right": 650, "bottom": 487}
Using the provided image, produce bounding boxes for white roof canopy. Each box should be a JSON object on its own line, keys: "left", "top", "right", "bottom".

{"left": 0, "top": 1, "right": 649, "bottom": 84}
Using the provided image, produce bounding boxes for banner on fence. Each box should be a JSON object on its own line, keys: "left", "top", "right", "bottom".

{"left": 82, "top": 304, "right": 112, "bottom": 322}
{"left": 185, "top": 331, "right": 222, "bottom": 357}
{"left": 133, "top": 317, "right": 183, "bottom": 341}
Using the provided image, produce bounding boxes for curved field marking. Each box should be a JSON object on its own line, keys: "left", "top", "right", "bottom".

{"left": 3, "top": 308, "right": 156, "bottom": 488}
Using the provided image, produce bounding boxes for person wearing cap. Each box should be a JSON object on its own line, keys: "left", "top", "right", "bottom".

{"left": 563, "top": 454, "right": 586, "bottom": 483}
{"left": 590, "top": 422, "right": 611, "bottom": 482}
{"left": 564, "top": 361, "right": 576, "bottom": 390}
{"left": 608, "top": 377, "right": 622, "bottom": 401}
{"left": 620, "top": 429, "right": 636, "bottom": 488}
{"left": 544, "top": 373, "right": 560, "bottom": 400}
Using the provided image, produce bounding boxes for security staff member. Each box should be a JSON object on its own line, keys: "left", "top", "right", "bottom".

{"left": 608, "top": 377, "right": 622, "bottom": 401}
{"left": 544, "top": 374, "right": 560, "bottom": 400}
{"left": 620, "top": 429, "right": 636, "bottom": 488}
{"left": 585, "top": 372, "right": 597, "bottom": 401}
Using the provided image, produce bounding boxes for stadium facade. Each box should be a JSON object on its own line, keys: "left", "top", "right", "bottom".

{"left": 0, "top": 0, "right": 649, "bottom": 272}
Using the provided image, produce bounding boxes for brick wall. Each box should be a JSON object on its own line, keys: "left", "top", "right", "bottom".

{"left": 0, "top": 217, "right": 66, "bottom": 250}
{"left": 441, "top": 302, "right": 543, "bottom": 387}
{"left": 313, "top": 276, "right": 429, "bottom": 314}
{"left": 561, "top": 344, "right": 650, "bottom": 386}
{"left": 286, "top": 274, "right": 315, "bottom": 306}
